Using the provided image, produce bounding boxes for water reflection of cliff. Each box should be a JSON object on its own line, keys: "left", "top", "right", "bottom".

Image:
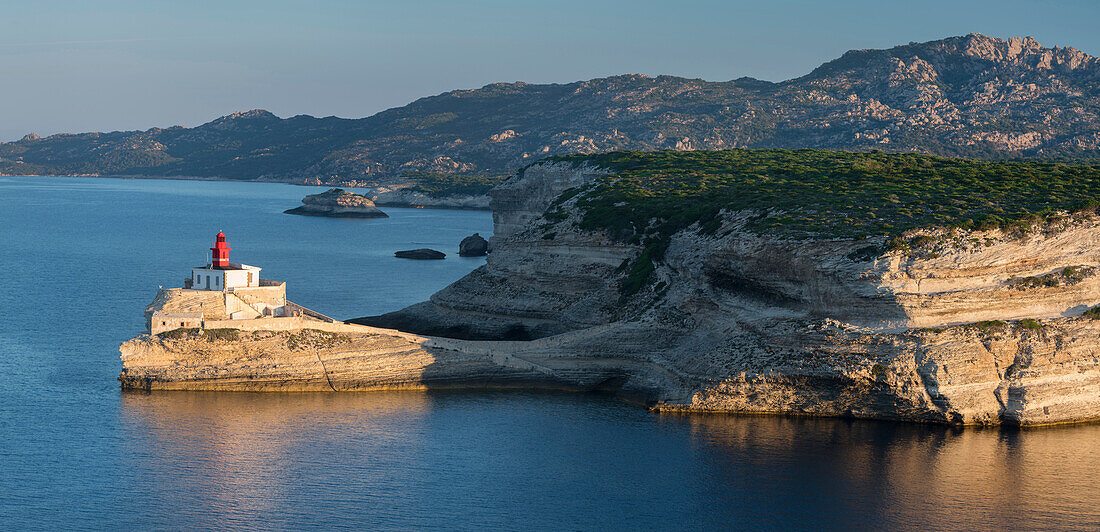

{"left": 669, "top": 414, "right": 1100, "bottom": 530}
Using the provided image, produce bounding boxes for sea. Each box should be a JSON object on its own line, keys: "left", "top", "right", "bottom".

{"left": 1, "top": 176, "right": 1098, "bottom": 530}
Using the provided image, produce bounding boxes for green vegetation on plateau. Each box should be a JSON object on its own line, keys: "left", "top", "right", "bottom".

{"left": 402, "top": 171, "right": 508, "bottom": 197}
{"left": 557, "top": 149, "right": 1100, "bottom": 239}
{"left": 545, "top": 149, "right": 1100, "bottom": 295}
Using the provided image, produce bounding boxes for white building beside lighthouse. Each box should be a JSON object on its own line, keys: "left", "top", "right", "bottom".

{"left": 145, "top": 232, "right": 335, "bottom": 334}
{"left": 187, "top": 232, "right": 263, "bottom": 291}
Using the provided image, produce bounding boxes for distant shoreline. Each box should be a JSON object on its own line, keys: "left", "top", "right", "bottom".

{"left": 1, "top": 173, "right": 494, "bottom": 210}
{"left": 0, "top": 173, "right": 382, "bottom": 193}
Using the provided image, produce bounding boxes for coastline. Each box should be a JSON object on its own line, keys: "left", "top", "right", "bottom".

{"left": 117, "top": 154, "right": 1100, "bottom": 428}
{"left": 119, "top": 316, "right": 1100, "bottom": 428}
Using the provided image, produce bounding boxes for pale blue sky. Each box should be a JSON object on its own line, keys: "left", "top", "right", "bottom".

{"left": 2, "top": 0, "right": 1098, "bottom": 140}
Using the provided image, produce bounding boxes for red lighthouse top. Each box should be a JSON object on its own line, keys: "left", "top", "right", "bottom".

{"left": 210, "top": 231, "right": 231, "bottom": 269}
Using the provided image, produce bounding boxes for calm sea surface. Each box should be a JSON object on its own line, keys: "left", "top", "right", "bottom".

{"left": 1, "top": 176, "right": 1098, "bottom": 530}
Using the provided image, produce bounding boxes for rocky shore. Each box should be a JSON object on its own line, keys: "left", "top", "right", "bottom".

{"left": 121, "top": 156, "right": 1100, "bottom": 426}
{"left": 285, "top": 188, "right": 387, "bottom": 218}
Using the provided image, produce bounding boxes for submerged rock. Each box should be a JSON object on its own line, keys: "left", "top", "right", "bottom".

{"left": 284, "top": 188, "right": 388, "bottom": 218}
{"left": 395, "top": 248, "right": 446, "bottom": 260}
{"left": 458, "top": 233, "right": 489, "bottom": 256}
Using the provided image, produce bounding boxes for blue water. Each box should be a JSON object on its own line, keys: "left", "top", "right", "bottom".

{"left": 1, "top": 176, "right": 1099, "bottom": 530}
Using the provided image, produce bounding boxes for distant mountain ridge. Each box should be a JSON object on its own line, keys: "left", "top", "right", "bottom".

{"left": 2, "top": 34, "right": 1099, "bottom": 184}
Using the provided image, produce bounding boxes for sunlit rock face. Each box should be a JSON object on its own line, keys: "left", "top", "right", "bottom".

{"left": 344, "top": 159, "right": 1100, "bottom": 426}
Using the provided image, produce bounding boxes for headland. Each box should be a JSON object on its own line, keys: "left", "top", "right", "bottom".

{"left": 121, "top": 150, "right": 1100, "bottom": 426}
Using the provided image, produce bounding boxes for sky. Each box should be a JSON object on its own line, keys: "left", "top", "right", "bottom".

{"left": 2, "top": 0, "right": 1098, "bottom": 141}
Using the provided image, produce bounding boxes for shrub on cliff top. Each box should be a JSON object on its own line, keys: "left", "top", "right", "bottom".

{"left": 203, "top": 328, "right": 240, "bottom": 341}
{"left": 157, "top": 328, "right": 200, "bottom": 339}
{"left": 549, "top": 149, "right": 1100, "bottom": 240}
{"left": 544, "top": 149, "right": 1100, "bottom": 295}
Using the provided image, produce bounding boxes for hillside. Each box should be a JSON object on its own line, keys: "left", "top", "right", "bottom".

{"left": 7, "top": 34, "right": 1100, "bottom": 184}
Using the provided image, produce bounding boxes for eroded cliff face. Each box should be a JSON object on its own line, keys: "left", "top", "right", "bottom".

{"left": 340, "top": 160, "right": 1100, "bottom": 425}
{"left": 355, "top": 162, "right": 622, "bottom": 339}
{"left": 364, "top": 160, "right": 1100, "bottom": 335}
{"left": 120, "top": 328, "right": 554, "bottom": 392}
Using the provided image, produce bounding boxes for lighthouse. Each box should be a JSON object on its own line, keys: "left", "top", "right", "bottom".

{"left": 187, "top": 232, "right": 263, "bottom": 291}
{"left": 146, "top": 231, "right": 341, "bottom": 331}
{"left": 145, "top": 232, "right": 339, "bottom": 334}
{"left": 210, "top": 231, "right": 231, "bottom": 268}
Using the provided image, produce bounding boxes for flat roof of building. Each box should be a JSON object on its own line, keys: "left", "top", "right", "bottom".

{"left": 192, "top": 263, "right": 261, "bottom": 271}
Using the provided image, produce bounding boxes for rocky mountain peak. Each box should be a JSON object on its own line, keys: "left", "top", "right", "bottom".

{"left": 198, "top": 109, "right": 281, "bottom": 131}
{"left": 807, "top": 34, "right": 1099, "bottom": 83}
{"left": 933, "top": 33, "right": 1097, "bottom": 72}
{"left": 205, "top": 109, "right": 279, "bottom": 125}
{"left": 20, "top": 133, "right": 40, "bottom": 142}
{"left": 226, "top": 109, "right": 277, "bottom": 120}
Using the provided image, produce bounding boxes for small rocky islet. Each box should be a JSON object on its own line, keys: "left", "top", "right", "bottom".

{"left": 394, "top": 233, "right": 487, "bottom": 260}
{"left": 284, "top": 188, "right": 387, "bottom": 218}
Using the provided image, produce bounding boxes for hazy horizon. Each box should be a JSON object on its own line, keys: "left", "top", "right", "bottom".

{"left": 3, "top": 0, "right": 1099, "bottom": 141}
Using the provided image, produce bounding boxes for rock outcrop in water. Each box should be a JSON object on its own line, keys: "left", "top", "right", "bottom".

{"left": 121, "top": 156, "right": 1100, "bottom": 426}
{"left": 458, "top": 233, "right": 489, "bottom": 257}
{"left": 284, "top": 188, "right": 388, "bottom": 218}
{"left": 395, "top": 249, "right": 446, "bottom": 260}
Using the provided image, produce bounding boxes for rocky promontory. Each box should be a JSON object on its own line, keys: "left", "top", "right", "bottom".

{"left": 122, "top": 150, "right": 1100, "bottom": 426}
{"left": 285, "top": 188, "right": 388, "bottom": 218}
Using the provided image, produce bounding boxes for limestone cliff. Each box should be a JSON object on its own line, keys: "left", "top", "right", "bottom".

{"left": 122, "top": 157, "right": 1100, "bottom": 426}
{"left": 344, "top": 159, "right": 1100, "bottom": 425}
